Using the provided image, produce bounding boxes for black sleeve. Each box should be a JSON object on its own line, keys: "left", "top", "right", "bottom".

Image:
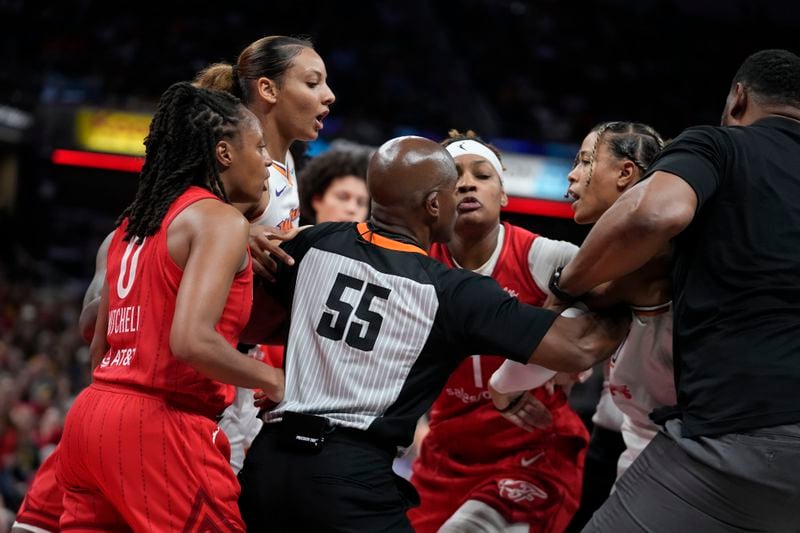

{"left": 645, "top": 126, "right": 729, "bottom": 209}
{"left": 438, "top": 269, "right": 558, "bottom": 363}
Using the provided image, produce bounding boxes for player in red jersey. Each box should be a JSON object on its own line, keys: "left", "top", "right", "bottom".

{"left": 14, "top": 191, "right": 273, "bottom": 533}
{"left": 11, "top": 233, "right": 113, "bottom": 533}
{"left": 14, "top": 197, "right": 272, "bottom": 533}
{"left": 55, "top": 82, "right": 284, "bottom": 532}
{"left": 408, "top": 131, "right": 589, "bottom": 533}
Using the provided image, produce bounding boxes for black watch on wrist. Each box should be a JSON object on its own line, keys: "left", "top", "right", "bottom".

{"left": 548, "top": 266, "right": 580, "bottom": 304}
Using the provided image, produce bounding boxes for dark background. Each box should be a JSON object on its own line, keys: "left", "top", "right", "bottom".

{"left": 3, "top": 0, "right": 799, "bottom": 273}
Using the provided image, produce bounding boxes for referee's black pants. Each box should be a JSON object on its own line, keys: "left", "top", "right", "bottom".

{"left": 239, "top": 423, "right": 418, "bottom": 532}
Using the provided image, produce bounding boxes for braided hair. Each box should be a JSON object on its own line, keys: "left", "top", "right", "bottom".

{"left": 118, "top": 81, "right": 248, "bottom": 240}
{"left": 582, "top": 122, "right": 664, "bottom": 186}
{"left": 441, "top": 129, "right": 506, "bottom": 171}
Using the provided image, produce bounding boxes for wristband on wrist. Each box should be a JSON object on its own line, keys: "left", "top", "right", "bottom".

{"left": 548, "top": 266, "right": 581, "bottom": 304}
{"left": 495, "top": 392, "right": 525, "bottom": 414}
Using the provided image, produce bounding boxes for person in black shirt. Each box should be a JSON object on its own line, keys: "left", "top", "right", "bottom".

{"left": 554, "top": 50, "right": 800, "bottom": 531}
{"left": 237, "top": 136, "right": 628, "bottom": 532}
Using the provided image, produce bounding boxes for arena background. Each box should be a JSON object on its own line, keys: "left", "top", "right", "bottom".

{"left": 0, "top": 0, "right": 798, "bottom": 525}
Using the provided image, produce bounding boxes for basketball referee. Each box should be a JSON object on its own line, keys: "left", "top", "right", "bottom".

{"left": 238, "top": 136, "right": 628, "bottom": 532}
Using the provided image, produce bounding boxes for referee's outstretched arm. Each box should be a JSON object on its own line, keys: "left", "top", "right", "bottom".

{"left": 528, "top": 310, "right": 630, "bottom": 373}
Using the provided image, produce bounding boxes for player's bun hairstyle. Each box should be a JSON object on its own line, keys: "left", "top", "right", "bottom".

{"left": 440, "top": 129, "right": 506, "bottom": 170}
{"left": 194, "top": 36, "right": 314, "bottom": 105}
{"left": 299, "top": 149, "right": 370, "bottom": 225}
{"left": 732, "top": 49, "right": 800, "bottom": 108}
{"left": 118, "top": 82, "right": 248, "bottom": 240}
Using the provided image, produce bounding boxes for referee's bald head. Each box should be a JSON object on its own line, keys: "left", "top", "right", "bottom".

{"left": 368, "top": 136, "right": 457, "bottom": 207}
{"left": 367, "top": 136, "right": 459, "bottom": 246}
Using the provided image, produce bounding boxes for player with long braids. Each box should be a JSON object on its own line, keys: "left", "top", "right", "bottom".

{"left": 55, "top": 82, "right": 283, "bottom": 531}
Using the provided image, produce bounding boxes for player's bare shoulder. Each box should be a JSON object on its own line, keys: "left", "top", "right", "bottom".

{"left": 176, "top": 198, "right": 249, "bottom": 237}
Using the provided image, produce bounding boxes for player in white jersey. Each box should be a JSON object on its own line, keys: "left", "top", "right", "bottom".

{"left": 492, "top": 122, "right": 672, "bottom": 530}
{"left": 194, "top": 35, "right": 335, "bottom": 473}
{"left": 564, "top": 121, "right": 673, "bottom": 480}
{"left": 609, "top": 304, "right": 673, "bottom": 475}
{"left": 255, "top": 152, "right": 299, "bottom": 231}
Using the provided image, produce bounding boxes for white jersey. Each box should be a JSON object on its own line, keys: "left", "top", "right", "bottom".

{"left": 609, "top": 303, "right": 675, "bottom": 476}
{"left": 254, "top": 151, "right": 300, "bottom": 231}
{"left": 220, "top": 150, "right": 299, "bottom": 473}
{"left": 591, "top": 368, "right": 625, "bottom": 433}
{"left": 218, "top": 347, "right": 265, "bottom": 474}
{"left": 616, "top": 414, "right": 659, "bottom": 478}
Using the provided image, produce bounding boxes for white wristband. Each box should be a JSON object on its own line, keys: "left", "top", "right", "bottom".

{"left": 488, "top": 306, "right": 587, "bottom": 393}
{"left": 489, "top": 361, "right": 556, "bottom": 394}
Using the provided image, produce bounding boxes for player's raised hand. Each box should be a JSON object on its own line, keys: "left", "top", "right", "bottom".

{"left": 249, "top": 225, "right": 310, "bottom": 282}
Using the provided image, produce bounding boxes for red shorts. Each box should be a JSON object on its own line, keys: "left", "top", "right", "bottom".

{"left": 56, "top": 384, "right": 244, "bottom": 532}
{"left": 409, "top": 436, "right": 585, "bottom": 533}
{"left": 16, "top": 448, "right": 63, "bottom": 531}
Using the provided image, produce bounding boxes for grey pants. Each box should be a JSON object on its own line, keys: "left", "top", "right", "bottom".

{"left": 583, "top": 419, "right": 800, "bottom": 532}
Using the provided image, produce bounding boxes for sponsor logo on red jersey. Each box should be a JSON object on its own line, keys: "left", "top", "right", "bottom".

{"left": 498, "top": 479, "right": 548, "bottom": 503}
{"left": 445, "top": 386, "right": 492, "bottom": 404}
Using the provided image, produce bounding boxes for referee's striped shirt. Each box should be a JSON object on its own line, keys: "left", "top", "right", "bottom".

{"left": 262, "top": 222, "right": 557, "bottom": 447}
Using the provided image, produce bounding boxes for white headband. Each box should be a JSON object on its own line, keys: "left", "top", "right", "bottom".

{"left": 446, "top": 139, "right": 504, "bottom": 179}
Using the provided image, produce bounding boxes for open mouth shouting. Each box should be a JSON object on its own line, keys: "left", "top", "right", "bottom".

{"left": 314, "top": 110, "right": 329, "bottom": 130}
{"left": 567, "top": 188, "right": 580, "bottom": 210}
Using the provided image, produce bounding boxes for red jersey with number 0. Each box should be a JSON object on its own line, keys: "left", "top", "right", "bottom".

{"left": 93, "top": 186, "right": 253, "bottom": 418}
{"left": 426, "top": 223, "right": 587, "bottom": 460}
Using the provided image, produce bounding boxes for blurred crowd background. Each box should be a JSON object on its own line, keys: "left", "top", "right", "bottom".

{"left": 0, "top": 0, "right": 797, "bottom": 526}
